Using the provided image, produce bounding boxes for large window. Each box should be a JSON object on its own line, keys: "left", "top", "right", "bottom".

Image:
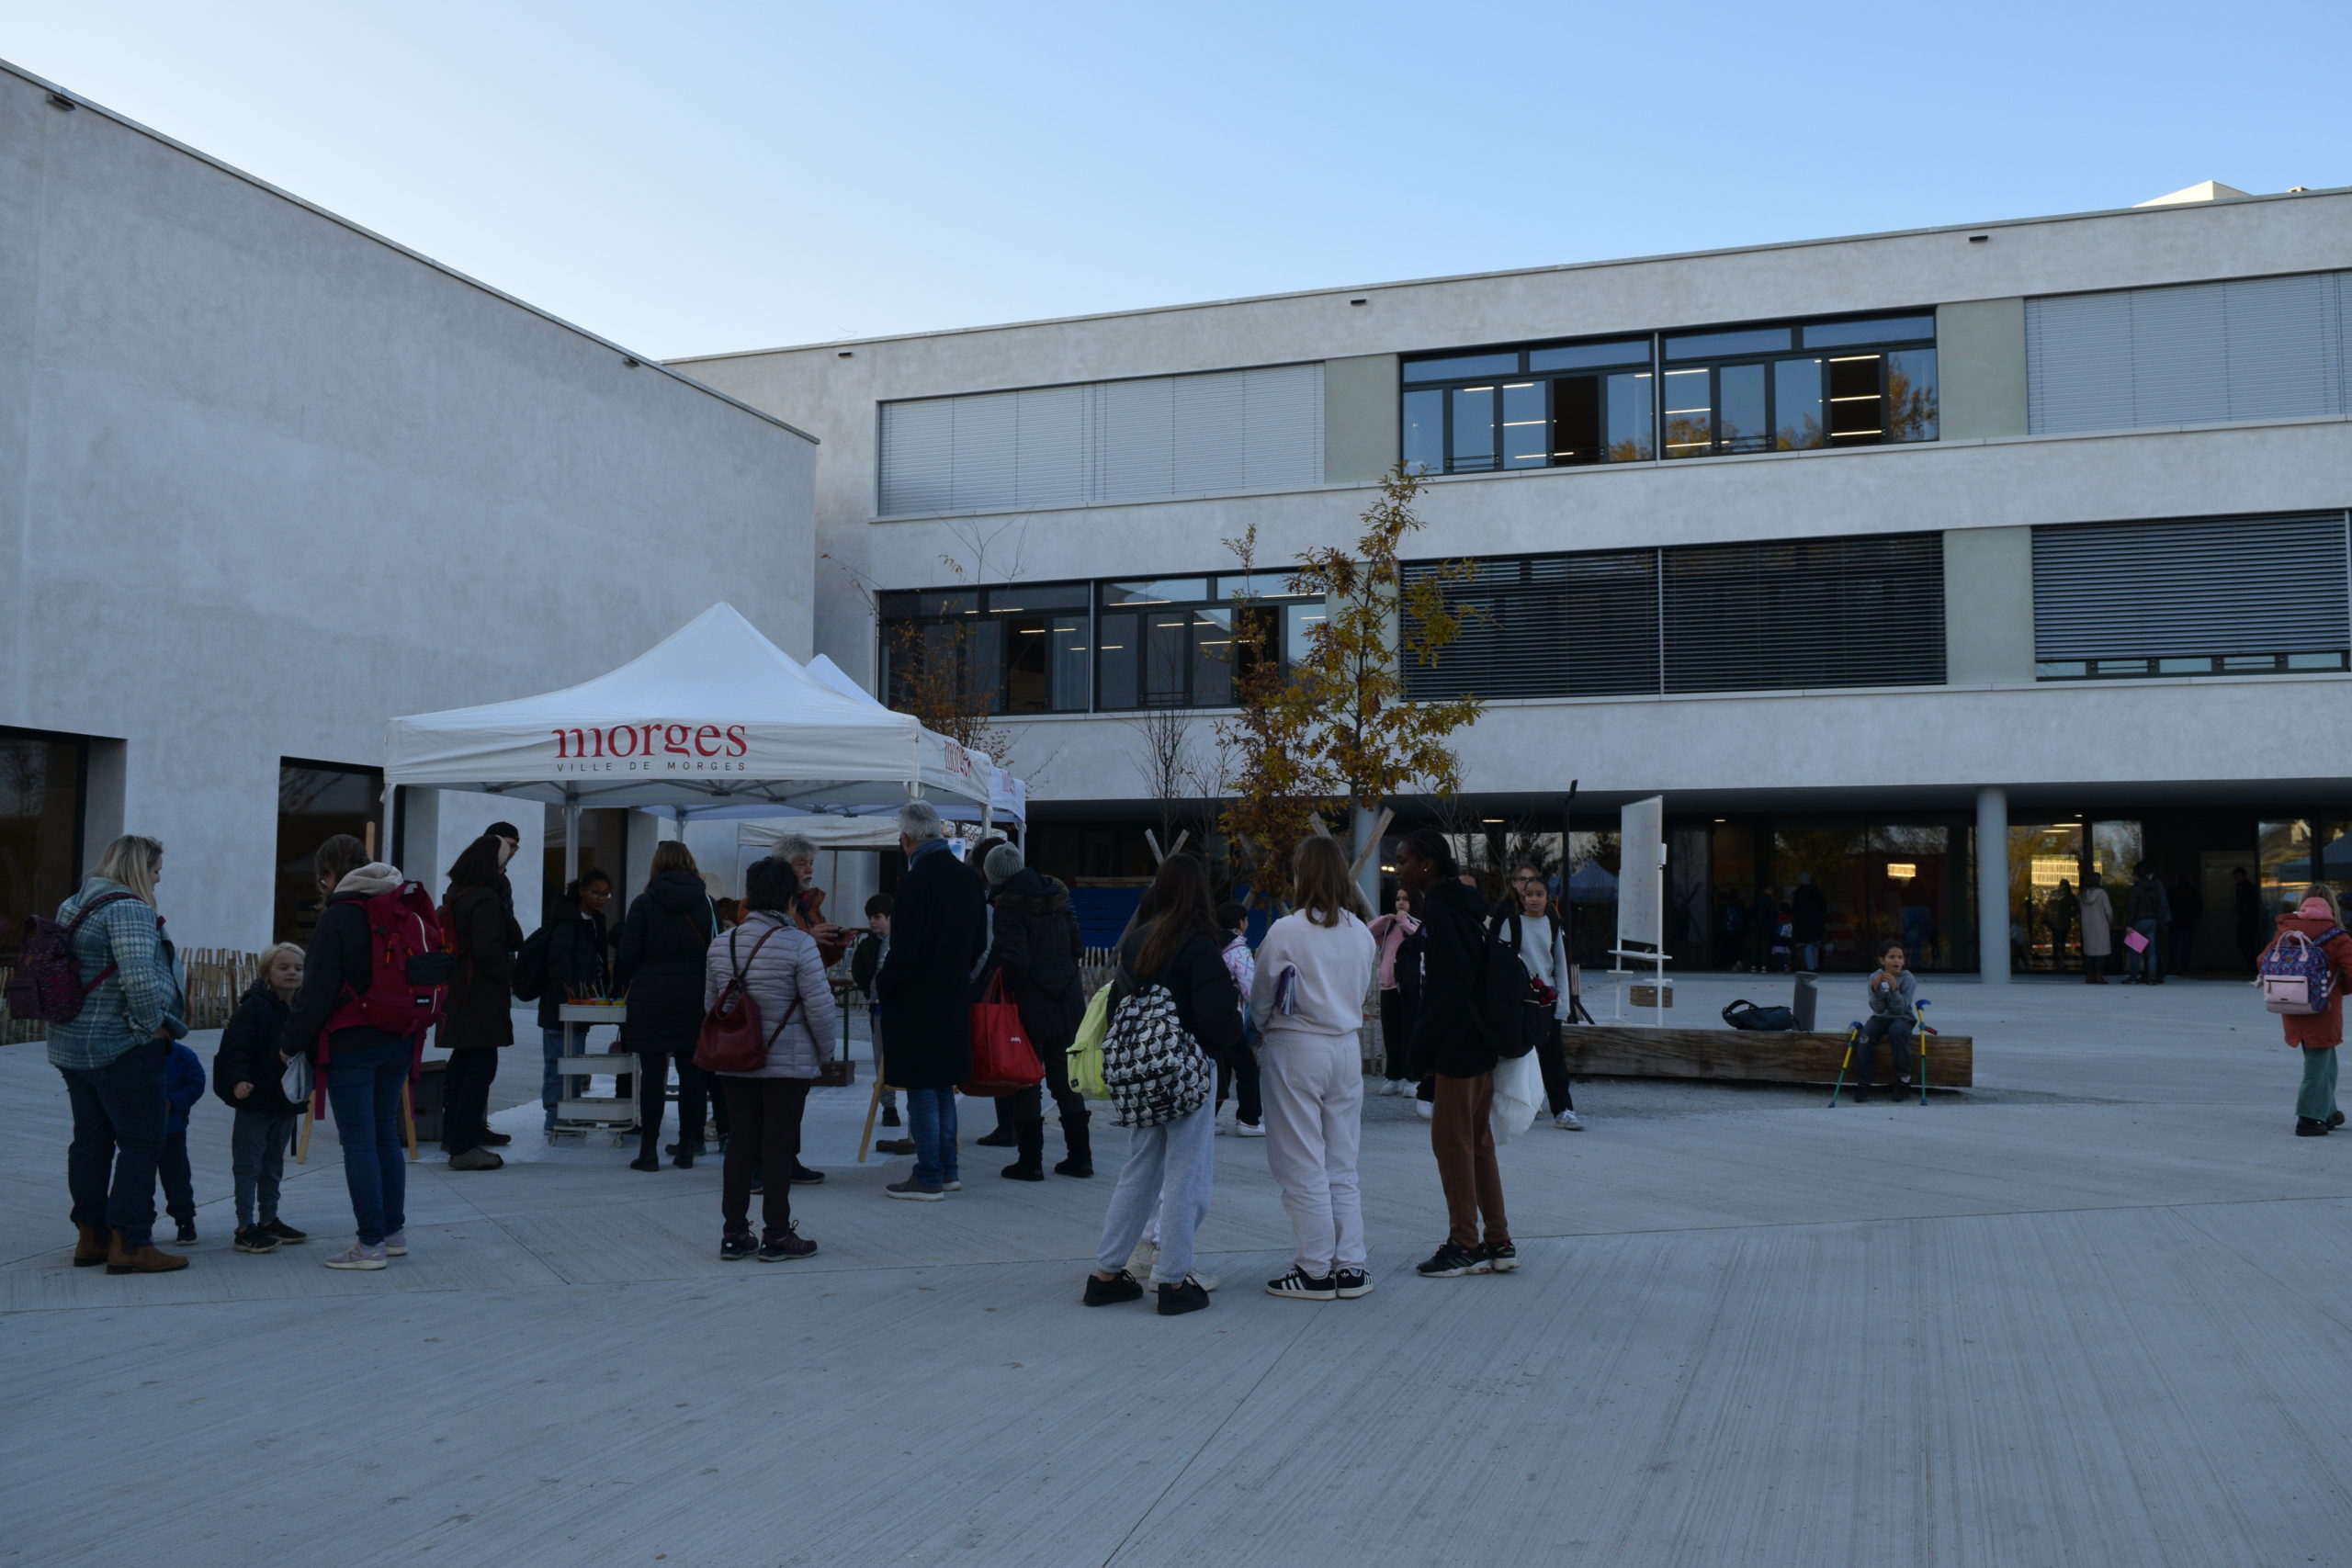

{"left": 1661, "top": 314, "right": 1937, "bottom": 458}
{"left": 2032, "top": 512, "right": 2352, "bottom": 681}
{"left": 1095, "top": 573, "right": 1323, "bottom": 711}
{"left": 277, "top": 761, "right": 383, "bottom": 944}
{"left": 0, "top": 728, "right": 86, "bottom": 965}
{"left": 1402, "top": 338, "right": 1655, "bottom": 474}
{"left": 878, "top": 582, "right": 1092, "bottom": 716}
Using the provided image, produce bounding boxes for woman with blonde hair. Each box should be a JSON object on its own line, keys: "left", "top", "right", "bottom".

{"left": 616, "top": 840, "right": 720, "bottom": 1170}
{"left": 1250, "top": 835, "right": 1378, "bottom": 1301}
{"left": 48, "top": 834, "right": 188, "bottom": 1275}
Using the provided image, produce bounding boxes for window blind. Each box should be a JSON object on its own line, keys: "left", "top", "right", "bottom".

{"left": 878, "top": 363, "right": 1324, "bottom": 517}
{"left": 2032, "top": 512, "right": 2352, "bottom": 661}
{"left": 1404, "top": 552, "right": 1660, "bottom": 700}
{"left": 1663, "top": 534, "right": 1945, "bottom": 693}
{"left": 2027, "top": 271, "right": 2350, "bottom": 434}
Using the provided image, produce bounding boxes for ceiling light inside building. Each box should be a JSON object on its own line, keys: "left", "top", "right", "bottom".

{"left": 1886, "top": 863, "right": 1917, "bottom": 880}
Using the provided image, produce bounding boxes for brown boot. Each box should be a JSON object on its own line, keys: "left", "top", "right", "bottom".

{"left": 74, "top": 1222, "right": 111, "bottom": 1267}
{"left": 106, "top": 1235, "right": 189, "bottom": 1275}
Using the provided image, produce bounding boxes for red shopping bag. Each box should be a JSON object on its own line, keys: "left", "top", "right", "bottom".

{"left": 963, "top": 972, "right": 1045, "bottom": 1096}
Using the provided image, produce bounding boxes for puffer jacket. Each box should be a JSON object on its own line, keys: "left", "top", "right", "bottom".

{"left": 985, "top": 868, "right": 1086, "bottom": 1050}
{"left": 702, "top": 910, "right": 837, "bottom": 1078}
{"left": 214, "top": 981, "right": 302, "bottom": 1114}
{"left": 2266, "top": 909, "right": 2352, "bottom": 1049}
{"left": 438, "top": 884, "right": 514, "bottom": 1050}
{"left": 616, "top": 871, "right": 718, "bottom": 1052}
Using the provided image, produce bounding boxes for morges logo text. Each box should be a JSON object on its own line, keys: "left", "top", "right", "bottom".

{"left": 550, "top": 724, "right": 752, "bottom": 773}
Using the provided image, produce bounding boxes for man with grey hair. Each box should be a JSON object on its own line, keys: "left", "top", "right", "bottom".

{"left": 978, "top": 840, "right": 1092, "bottom": 1179}
{"left": 875, "top": 798, "right": 987, "bottom": 1198}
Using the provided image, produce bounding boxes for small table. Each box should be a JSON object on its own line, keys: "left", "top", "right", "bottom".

{"left": 552, "top": 1002, "right": 636, "bottom": 1144}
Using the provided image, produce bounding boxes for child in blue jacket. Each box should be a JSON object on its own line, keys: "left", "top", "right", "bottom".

{"left": 158, "top": 1040, "right": 206, "bottom": 1245}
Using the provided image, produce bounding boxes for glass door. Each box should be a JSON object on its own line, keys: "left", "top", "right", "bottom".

{"left": 2012, "top": 822, "right": 2084, "bottom": 971}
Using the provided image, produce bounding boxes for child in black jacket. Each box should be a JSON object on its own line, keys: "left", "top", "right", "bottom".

{"left": 212, "top": 943, "right": 311, "bottom": 1253}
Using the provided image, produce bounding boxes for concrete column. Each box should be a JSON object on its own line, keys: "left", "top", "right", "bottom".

{"left": 1352, "top": 804, "right": 1384, "bottom": 917}
{"left": 1977, "top": 784, "right": 2009, "bottom": 985}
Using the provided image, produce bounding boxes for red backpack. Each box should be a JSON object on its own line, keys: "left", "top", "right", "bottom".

{"left": 5, "top": 892, "right": 138, "bottom": 1024}
{"left": 322, "top": 883, "right": 454, "bottom": 1041}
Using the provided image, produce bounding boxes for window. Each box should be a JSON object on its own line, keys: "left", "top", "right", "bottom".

{"left": 2030, "top": 512, "right": 2352, "bottom": 680}
{"left": 1663, "top": 313, "right": 1937, "bottom": 459}
{"left": 1095, "top": 573, "right": 1322, "bottom": 711}
{"left": 876, "top": 363, "right": 1325, "bottom": 517}
{"left": 0, "top": 728, "right": 86, "bottom": 966}
{"left": 878, "top": 582, "right": 1092, "bottom": 716}
{"left": 2026, "top": 271, "right": 2352, "bottom": 435}
{"left": 1403, "top": 337, "right": 1654, "bottom": 475}
{"left": 1403, "top": 553, "right": 1660, "bottom": 699}
{"left": 277, "top": 761, "right": 384, "bottom": 944}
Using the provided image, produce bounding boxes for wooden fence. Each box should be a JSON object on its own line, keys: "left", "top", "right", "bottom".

{"left": 1, "top": 947, "right": 265, "bottom": 1045}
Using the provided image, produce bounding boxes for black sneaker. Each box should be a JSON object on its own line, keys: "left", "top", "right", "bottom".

{"left": 719, "top": 1232, "right": 756, "bottom": 1261}
{"left": 1479, "top": 1241, "right": 1519, "bottom": 1273}
{"left": 1157, "top": 1278, "right": 1212, "bottom": 1316}
{"left": 881, "top": 1106, "right": 901, "bottom": 1128}
{"left": 2297, "top": 1117, "right": 2332, "bottom": 1136}
{"left": 479, "top": 1130, "right": 513, "bottom": 1146}
{"left": 1001, "top": 1161, "right": 1045, "bottom": 1181}
{"left": 758, "top": 1226, "right": 817, "bottom": 1261}
{"left": 1083, "top": 1269, "right": 1144, "bottom": 1306}
{"left": 2332, "top": 1111, "right": 2346, "bottom": 1130}
{"left": 174, "top": 1221, "right": 198, "bottom": 1247}
{"left": 790, "top": 1163, "right": 825, "bottom": 1185}
{"left": 628, "top": 1156, "right": 661, "bottom": 1172}
{"left": 1265, "top": 1267, "right": 1338, "bottom": 1302}
{"left": 1334, "top": 1268, "right": 1374, "bottom": 1299}
{"left": 1415, "top": 1240, "right": 1486, "bottom": 1278}
{"left": 666, "top": 1141, "right": 707, "bottom": 1157}
{"left": 262, "top": 1218, "right": 307, "bottom": 1245}
{"left": 232, "top": 1224, "right": 278, "bottom": 1255}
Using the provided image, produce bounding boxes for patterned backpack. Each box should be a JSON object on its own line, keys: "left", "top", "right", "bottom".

{"left": 2260, "top": 927, "right": 2345, "bottom": 1016}
{"left": 1100, "top": 964, "right": 1214, "bottom": 1129}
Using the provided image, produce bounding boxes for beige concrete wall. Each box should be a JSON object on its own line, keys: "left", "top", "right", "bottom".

{"left": 1323, "top": 354, "right": 1398, "bottom": 485}
{"left": 1939, "top": 297, "right": 2028, "bottom": 441}
{"left": 1943, "top": 525, "right": 2036, "bottom": 682}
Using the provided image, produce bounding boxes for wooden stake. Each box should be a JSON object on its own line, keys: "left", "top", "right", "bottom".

{"left": 296, "top": 1100, "right": 313, "bottom": 1165}
{"left": 857, "top": 1071, "right": 885, "bottom": 1163}
{"left": 401, "top": 1080, "right": 419, "bottom": 1161}
{"left": 364, "top": 821, "right": 377, "bottom": 859}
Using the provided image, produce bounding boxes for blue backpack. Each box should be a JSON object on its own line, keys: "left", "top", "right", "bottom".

{"left": 2261, "top": 928, "right": 2344, "bottom": 1016}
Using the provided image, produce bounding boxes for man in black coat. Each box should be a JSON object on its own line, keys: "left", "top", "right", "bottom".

{"left": 980, "top": 843, "right": 1091, "bottom": 1181}
{"left": 876, "top": 800, "right": 988, "bottom": 1200}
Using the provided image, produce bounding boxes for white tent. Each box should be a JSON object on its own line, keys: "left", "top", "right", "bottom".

{"left": 382, "top": 604, "right": 995, "bottom": 874}
{"left": 802, "top": 654, "right": 1028, "bottom": 825}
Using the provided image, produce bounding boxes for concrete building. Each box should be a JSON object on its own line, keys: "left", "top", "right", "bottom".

{"left": 0, "top": 61, "right": 817, "bottom": 955}
{"left": 676, "top": 182, "right": 2352, "bottom": 978}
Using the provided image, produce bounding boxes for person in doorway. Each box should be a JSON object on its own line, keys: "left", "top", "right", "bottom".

{"left": 2043, "top": 879, "right": 2078, "bottom": 972}
{"left": 536, "top": 871, "right": 613, "bottom": 1134}
{"left": 277, "top": 835, "right": 413, "bottom": 1269}
{"left": 1251, "top": 836, "right": 1379, "bottom": 1301}
{"left": 1214, "top": 902, "right": 1265, "bottom": 1139}
{"left": 157, "top": 1038, "right": 205, "bottom": 1246}
{"left": 1746, "top": 886, "right": 1776, "bottom": 973}
{"left": 2233, "top": 866, "right": 2266, "bottom": 968}
{"left": 2079, "top": 870, "right": 2114, "bottom": 985}
{"left": 1082, "top": 853, "right": 1244, "bottom": 1316}
{"left": 2125, "top": 863, "right": 2170, "bottom": 985}
{"left": 1852, "top": 942, "right": 1920, "bottom": 1102}
{"left": 2263, "top": 886, "right": 2352, "bottom": 1136}
{"left": 851, "top": 894, "right": 903, "bottom": 1137}
{"left": 706, "top": 854, "right": 836, "bottom": 1259}
{"left": 438, "top": 833, "right": 515, "bottom": 1170}
{"left": 616, "top": 841, "right": 720, "bottom": 1171}
{"left": 1791, "top": 873, "right": 1827, "bottom": 972}
{"left": 1369, "top": 887, "right": 1424, "bottom": 1095}
{"left": 1714, "top": 888, "right": 1747, "bottom": 972}
{"left": 1504, "top": 862, "right": 1583, "bottom": 1130}
{"left": 1396, "top": 829, "right": 1513, "bottom": 1279}
{"left": 982, "top": 842, "right": 1094, "bottom": 1179}
{"left": 875, "top": 800, "right": 988, "bottom": 1200}
{"left": 2170, "top": 873, "right": 2204, "bottom": 976}
{"left": 1770, "top": 900, "right": 1797, "bottom": 974}
{"left": 49, "top": 834, "right": 189, "bottom": 1276}
{"left": 213, "top": 942, "right": 309, "bottom": 1254}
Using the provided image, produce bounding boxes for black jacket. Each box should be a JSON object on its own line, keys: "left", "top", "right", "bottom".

{"left": 986, "top": 868, "right": 1086, "bottom": 1051}
{"left": 278, "top": 890, "right": 405, "bottom": 1061}
{"left": 1409, "top": 879, "right": 1500, "bottom": 1079}
{"left": 876, "top": 843, "right": 989, "bottom": 1089}
{"left": 1114, "top": 922, "right": 1246, "bottom": 1069}
{"left": 851, "top": 931, "right": 884, "bottom": 996}
{"left": 214, "top": 982, "right": 300, "bottom": 1114}
{"left": 1791, "top": 884, "right": 1827, "bottom": 943}
{"left": 439, "top": 884, "right": 514, "bottom": 1051}
{"left": 536, "top": 908, "right": 611, "bottom": 1031}
{"left": 616, "top": 872, "right": 717, "bottom": 1052}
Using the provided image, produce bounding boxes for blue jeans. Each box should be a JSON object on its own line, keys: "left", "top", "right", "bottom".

{"left": 157, "top": 1129, "right": 194, "bottom": 1224}
{"left": 906, "top": 1087, "right": 959, "bottom": 1189}
{"left": 1095, "top": 1094, "right": 1216, "bottom": 1284}
{"left": 325, "top": 1037, "right": 410, "bottom": 1246}
{"left": 541, "top": 1028, "right": 577, "bottom": 1132}
{"left": 2131, "top": 919, "right": 2163, "bottom": 982}
{"left": 232, "top": 1109, "right": 299, "bottom": 1226}
{"left": 57, "top": 1036, "right": 170, "bottom": 1247}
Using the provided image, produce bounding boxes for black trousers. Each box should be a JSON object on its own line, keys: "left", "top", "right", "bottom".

{"left": 444, "top": 1049, "right": 499, "bottom": 1154}
{"left": 1533, "top": 1018, "right": 1575, "bottom": 1115}
{"left": 1216, "top": 1032, "right": 1263, "bottom": 1124}
{"left": 637, "top": 1047, "right": 710, "bottom": 1156}
{"left": 1010, "top": 1038, "right": 1091, "bottom": 1164}
{"left": 1379, "top": 987, "right": 1420, "bottom": 1081}
{"left": 722, "top": 1077, "right": 809, "bottom": 1236}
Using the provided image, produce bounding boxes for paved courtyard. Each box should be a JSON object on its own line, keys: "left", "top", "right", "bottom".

{"left": 5, "top": 973, "right": 2349, "bottom": 1567}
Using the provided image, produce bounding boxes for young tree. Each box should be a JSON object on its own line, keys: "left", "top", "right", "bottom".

{"left": 1123, "top": 707, "right": 1217, "bottom": 864}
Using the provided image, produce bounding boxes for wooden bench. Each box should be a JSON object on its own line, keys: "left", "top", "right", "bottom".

{"left": 1557, "top": 1026, "right": 1973, "bottom": 1089}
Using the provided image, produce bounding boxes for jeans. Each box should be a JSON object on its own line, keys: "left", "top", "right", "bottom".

{"left": 2131, "top": 919, "right": 2164, "bottom": 982}
{"left": 232, "top": 1108, "right": 299, "bottom": 1226}
{"left": 1799, "top": 942, "right": 1821, "bottom": 972}
{"left": 1216, "top": 1031, "right": 1262, "bottom": 1125}
{"left": 906, "top": 1086, "right": 959, "bottom": 1190}
{"left": 442, "top": 1048, "right": 498, "bottom": 1154}
{"left": 1095, "top": 1094, "right": 1216, "bottom": 1284}
{"left": 1259, "top": 1028, "right": 1364, "bottom": 1276}
{"left": 58, "top": 1036, "right": 169, "bottom": 1247}
{"left": 1856, "top": 1015, "right": 1917, "bottom": 1087}
{"left": 1430, "top": 1072, "right": 1507, "bottom": 1250}
{"left": 325, "top": 1037, "right": 410, "bottom": 1247}
{"left": 157, "top": 1129, "right": 194, "bottom": 1224}
{"left": 1532, "top": 1018, "right": 1576, "bottom": 1114}
{"left": 2298, "top": 1046, "right": 2339, "bottom": 1122}
{"left": 637, "top": 1046, "right": 711, "bottom": 1156}
{"left": 721, "top": 1076, "right": 810, "bottom": 1236}
{"left": 540, "top": 1028, "right": 572, "bottom": 1132}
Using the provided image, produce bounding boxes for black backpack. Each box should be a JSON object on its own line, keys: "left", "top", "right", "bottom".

{"left": 511, "top": 924, "right": 555, "bottom": 1003}
{"left": 1723, "top": 998, "right": 1795, "bottom": 1032}
{"left": 1482, "top": 910, "right": 1550, "bottom": 1059}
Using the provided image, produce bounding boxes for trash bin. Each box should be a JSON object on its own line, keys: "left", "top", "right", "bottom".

{"left": 1792, "top": 972, "right": 1819, "bottom": 1032}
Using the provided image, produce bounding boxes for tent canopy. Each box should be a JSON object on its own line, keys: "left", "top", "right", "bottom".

{"left": 801, "top": 654, "right": 1027, "bottom": 823}
{"left": 383, "top": 604, "right": 993, "bottom": 816}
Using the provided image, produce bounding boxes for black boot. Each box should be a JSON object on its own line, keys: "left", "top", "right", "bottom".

{"left": 1055, "top": 1113, "right": 1093, "bottom": 1178}
{"left": 1004, "top": 1120, "right": 1045, "bottom": 1180}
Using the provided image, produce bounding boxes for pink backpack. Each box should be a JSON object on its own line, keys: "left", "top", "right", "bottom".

{"left": 2260, "top": 928, "right": 2344, "bottom": 1016}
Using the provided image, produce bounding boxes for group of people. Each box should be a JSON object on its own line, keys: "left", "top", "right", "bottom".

{"left": 1714, "top": 874, "right": 1832, "bottom": 973}
{"left": 2039, "top": 863, "right": 2264, "bottom": 982}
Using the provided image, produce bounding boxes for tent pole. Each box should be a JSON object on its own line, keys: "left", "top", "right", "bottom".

{"left": 564, "top": 796, "right": 580, "bottom": 889}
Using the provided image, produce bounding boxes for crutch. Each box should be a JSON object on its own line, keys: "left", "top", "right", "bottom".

{"left": 1829, "top": 1021, "right": 1864, "bottom": 1107}
{"left": 1915, "top": 999, "right": 1932, "bottom": 1105}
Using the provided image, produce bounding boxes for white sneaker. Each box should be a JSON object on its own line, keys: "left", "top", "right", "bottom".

{"left": 323, "top": 1243, "right": 387, "bottom": 1270}
{"left": 1378, "top": 1078, "right": 1403, "bottom": 1097}
{"left": 1125, "top": 1238, "right": 1159, "bottom": 1279}
{"left": 1415, "top": 1100, "right": 1433, "bottom": 1121}
{"left": 1237, "top": 1121, "right": 1266, "bottom": 1138}
{"left": 1555, "top": 1109, "right": 1584, "bottom": 1131}
{"left": 382, "top": 1230, "right": 408, "bottom": 1257}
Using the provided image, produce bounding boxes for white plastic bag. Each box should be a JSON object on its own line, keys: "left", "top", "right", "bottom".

{"left": 1489, "top": 1050, "right": 1542, "bottom": 1146}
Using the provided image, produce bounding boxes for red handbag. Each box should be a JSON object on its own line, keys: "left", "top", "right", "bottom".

{"left": 696, "top": 924, "right": 783, "bottom": 1075}
{"left": 962, "top": 972, "right": 1045, "bottom": 1096}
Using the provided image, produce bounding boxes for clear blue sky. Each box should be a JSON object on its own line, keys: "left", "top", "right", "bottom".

{"left": 6, "top": 2, "right": 2346, "bottom": 359}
